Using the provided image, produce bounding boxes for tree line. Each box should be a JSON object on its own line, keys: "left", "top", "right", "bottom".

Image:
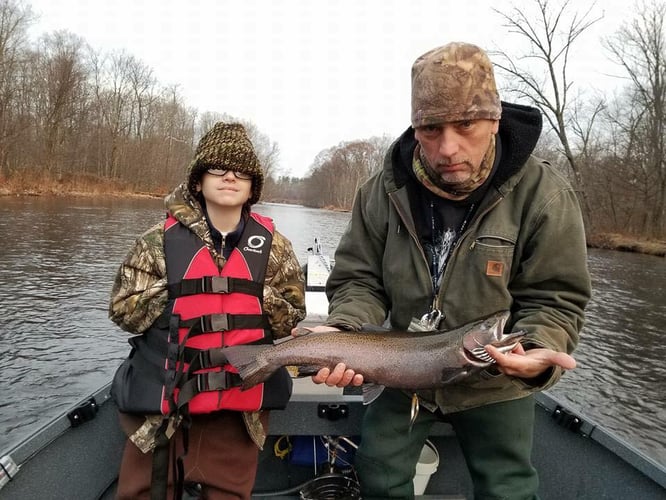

{"left": 1, "top": 0, "right": 665, "bottom": 240}
{"left": 0, "top": 0, "right": 283, "bottom": 197}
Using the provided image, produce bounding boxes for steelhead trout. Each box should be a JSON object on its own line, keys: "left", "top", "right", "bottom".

{"left": 223, "top": 311, "right": 525, "bottom": 400}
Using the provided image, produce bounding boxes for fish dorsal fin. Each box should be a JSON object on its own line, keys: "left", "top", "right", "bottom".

{"left": 361, "top": 383, "right": 385, "bottom": 405}
{"left": 273, "top": 327, "right": 314, "bottom": 345}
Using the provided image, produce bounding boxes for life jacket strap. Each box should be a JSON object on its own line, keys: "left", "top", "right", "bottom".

{"left": 176, "top": 371, "right": 244, "bottom": 409}
{"left": 168, "top": 276, "right": 264, "bottom": 298}
{"left": 164, "top": 313, "right": 268, "bottom": 409}
{"left": 179, "top": 312, "right": 270, "bottom": 334}
{"left": 150, "top": 419, "right": 171, "bottom": 500}
{"left": 183, "top": 339, "right": 272, "bottom": 372}
{"left": 186, "top": 348, "right": 228, "bottom": 372}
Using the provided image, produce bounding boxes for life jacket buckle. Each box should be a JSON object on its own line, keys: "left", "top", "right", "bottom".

{"left": 196, "top": 373, "right": 210, "bottom": 393}
{"left": 200, "top": 313, "right": 229, "bottom": 333}
{"left": 210, "top": 313, "right": 229, "bottom": 332}
{"left": 205, "top": 276, "right": 229, "bottom": 293}
{"left": 195, "top": 371, "right": 239, "bottom": 393}
{"left": 197, "top": 350, "right": 212, "bottom": 369}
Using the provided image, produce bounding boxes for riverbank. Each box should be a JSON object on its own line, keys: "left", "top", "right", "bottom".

{"left": 2, "top": 182, "right": 664, "bottom": 257}
{"left": 586, "top": 233, "right": 666, "bottom": 257}
{"left": 0, "top": 173, "right": 162, "bottom": 199}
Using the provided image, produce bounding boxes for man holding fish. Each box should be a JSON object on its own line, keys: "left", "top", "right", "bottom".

{"left": 306, "top": 42, "right": 591, "bottom": 499}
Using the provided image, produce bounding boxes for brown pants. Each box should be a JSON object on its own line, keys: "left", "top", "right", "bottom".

{"left": 116, "top": 411, "right": 267, "bottom": 500}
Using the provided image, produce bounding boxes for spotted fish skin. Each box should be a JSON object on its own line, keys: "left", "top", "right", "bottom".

{"left": 223, "top": 311, "right": 525, "bottom": 394}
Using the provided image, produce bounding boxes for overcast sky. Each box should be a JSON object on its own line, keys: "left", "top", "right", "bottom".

{"left": 27, "top": 0, "right": 629, "bottom": 178}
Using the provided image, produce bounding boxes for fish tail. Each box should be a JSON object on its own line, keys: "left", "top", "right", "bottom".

{"left": 223, "top": 344, "right": 273, "bottom": 390}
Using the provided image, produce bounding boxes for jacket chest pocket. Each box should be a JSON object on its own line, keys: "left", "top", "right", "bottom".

{"left": 467, "top": 234, "right": 516, "bottom": 281}
{"left": 470, "top": 234, "right": 516, "bottom": 253}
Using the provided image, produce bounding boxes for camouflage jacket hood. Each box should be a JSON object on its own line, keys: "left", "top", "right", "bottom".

{"left": 109, "top": 182, "right": 306, "bottom": 446}
{"left": 325, "top": 102, "right": 591, "bottom": 413}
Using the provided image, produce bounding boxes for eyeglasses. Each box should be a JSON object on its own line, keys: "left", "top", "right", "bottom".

{"left": 206, "top": 168, "right": 253, "bottom": 180}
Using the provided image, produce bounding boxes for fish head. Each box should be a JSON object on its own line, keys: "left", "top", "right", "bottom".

{"left": 460, "top": 311, "right": 525, "bottom": 366}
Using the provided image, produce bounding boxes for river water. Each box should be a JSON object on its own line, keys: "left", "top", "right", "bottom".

{"left": 0, "top": 196, "right": 664, "bottom": 468}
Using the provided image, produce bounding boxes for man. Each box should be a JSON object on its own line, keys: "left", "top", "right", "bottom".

{"left": 308, "top": 42, "right": 591, "bottom": 499}
{"left": 110, "top": 122, "right": 306, "bottom": 499}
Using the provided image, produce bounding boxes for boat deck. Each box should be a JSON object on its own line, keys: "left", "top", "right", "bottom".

{"left": 2, "top": 378, "right": 665, "bottom": 500}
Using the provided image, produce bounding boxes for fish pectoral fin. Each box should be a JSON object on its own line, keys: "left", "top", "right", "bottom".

{"left": 440, "top": 368, "right": 470, "bottom": 385}
{"left": 361, "top": 383, "right": 385, "bottom": 405}
{"left": 294, "top": 365, "right": 322, "bottom": 377}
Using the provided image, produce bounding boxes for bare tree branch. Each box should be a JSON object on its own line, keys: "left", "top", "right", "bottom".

{"left": 491, "top": 0, "right": 602, "bottom": 231}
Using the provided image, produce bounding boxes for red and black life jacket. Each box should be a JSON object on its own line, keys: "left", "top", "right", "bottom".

{"left": 111, "top": 212, "right": 292, "bottom": 416}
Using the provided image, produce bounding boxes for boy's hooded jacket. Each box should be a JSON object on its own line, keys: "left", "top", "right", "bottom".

{"left": 325, "top": 102, "right": 591, "bottom": 413}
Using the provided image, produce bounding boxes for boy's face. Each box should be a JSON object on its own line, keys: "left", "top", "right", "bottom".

{"left": 197, "top": 169, "right": 253, "bottom": 209}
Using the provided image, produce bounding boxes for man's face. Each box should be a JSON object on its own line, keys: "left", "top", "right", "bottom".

{"left": 414, "top": 119, "right": 499, "bottom": 184}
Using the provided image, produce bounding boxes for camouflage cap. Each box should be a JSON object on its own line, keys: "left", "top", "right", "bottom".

{"left": 411, "top": 42, "right": 502, "bottom": 128}
{"left": 187, "top": 122, "right": 263, "bottom": 205}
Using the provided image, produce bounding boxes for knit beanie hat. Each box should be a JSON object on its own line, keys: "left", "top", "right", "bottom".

{"left": 411, "top": 42, "right": 502, "bottom": 128}
{"left": 187, "top": 122, "right": 264, "bottom": 205}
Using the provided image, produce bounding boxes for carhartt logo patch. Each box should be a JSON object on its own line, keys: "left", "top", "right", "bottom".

{"left": 486, "top": 261, "right": 504, "bottom": 277}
